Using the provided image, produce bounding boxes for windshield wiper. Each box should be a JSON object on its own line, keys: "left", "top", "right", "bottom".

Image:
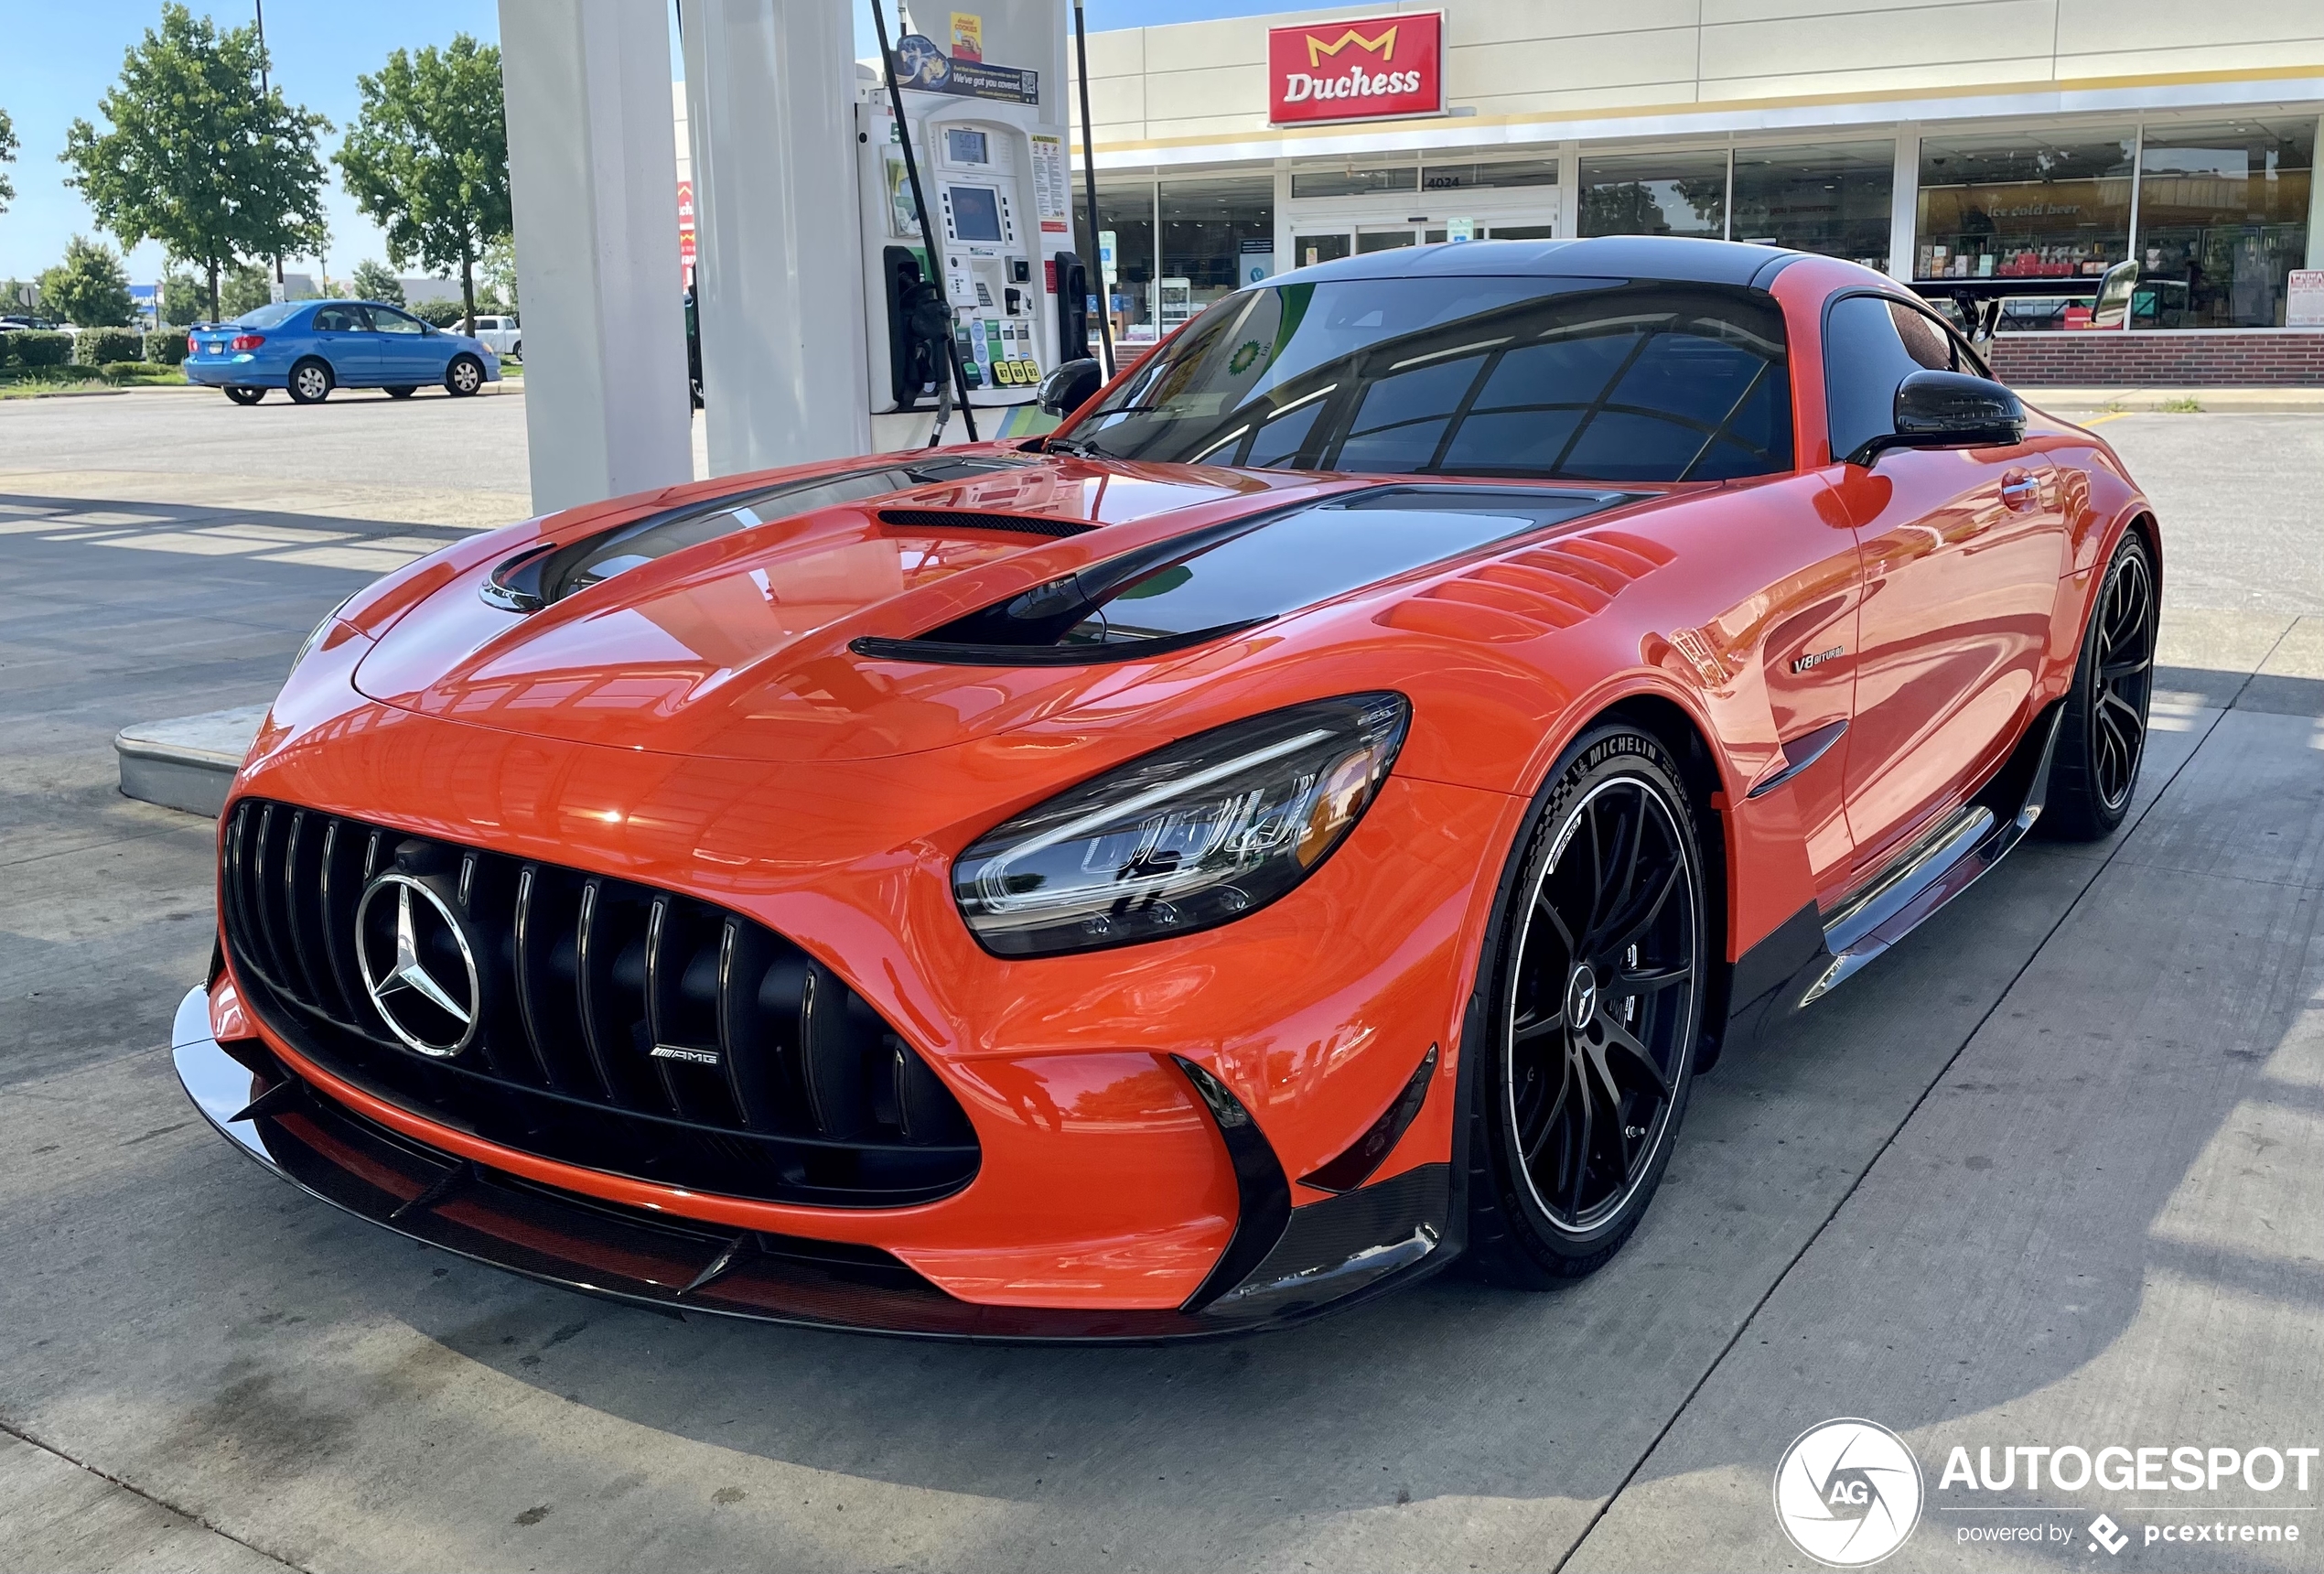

{"left": 1043, "top": 435, "right": 1112, "bottom": 458}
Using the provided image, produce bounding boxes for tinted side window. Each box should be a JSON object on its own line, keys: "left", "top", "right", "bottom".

{"left": 312, "top": 307, "right": 357, "bottom": 332}
{"left": 371, "top": 307, "right": 426, "bottom": 335}
{"left": 1824, "top": 295, "right": 1926, "bottom": 466}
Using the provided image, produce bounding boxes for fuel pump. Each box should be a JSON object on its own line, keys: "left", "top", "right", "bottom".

{"left": 858, "top": 0, "right": 1076, "bottom": 448}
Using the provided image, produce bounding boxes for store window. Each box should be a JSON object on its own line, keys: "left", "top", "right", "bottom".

{"left": 1580, "top": 151, "right": 1727, "bottom": 240}
{"left": 1420, "top": 156, "right": 1560, "bottom": 192}
{"left": 2134, "top": 118, "right": 2314, "bottom": 329}
{"left": 1075, "top": 181, "right": 1157, "bottom": 344}
{"left": 1289, "top": 163, "right": 1418, "bottom": 199}
{"left": 1915, "top": 128, "right": 2135, "bottom": 286}
{"left": 1159, "top": 176, "right": 1275, "bottom": 328}
{"left": 1731, "top": 142, "right": 1894, "bottom": 271}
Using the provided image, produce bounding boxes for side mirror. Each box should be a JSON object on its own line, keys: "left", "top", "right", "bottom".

{"left": 1038, "top": 357, "right": 1102, "bottom": 416}
{"left": 1854, "top": 370, "right": 2026, "bottom": 465}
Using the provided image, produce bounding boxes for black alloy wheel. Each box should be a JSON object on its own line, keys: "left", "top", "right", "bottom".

{"left": 2044, "top": 531, "right": 2156, "bottom": 840}
{"left": 287, "top": 359, "right": 334, "bottom": 404}
{"left": 1468, "top": 725, "right": 1706, "bottom": 1285}
{"left": 445, "top": 354, "right": 484, "bottom": 397}
{"left": 224, "top": 385, "right": 265, "bottom": 406}
{"left": 385, "top": 384, "right": 418, "bottom": 399}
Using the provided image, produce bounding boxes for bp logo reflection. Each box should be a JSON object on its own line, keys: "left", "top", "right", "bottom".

{"left": 1775, "top": 1419, "right": 1925, "bottom": 1567}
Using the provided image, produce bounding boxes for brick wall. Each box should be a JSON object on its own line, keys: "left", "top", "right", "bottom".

{"left": 1987, "top": 330, "right": 2324, "bottom": 387}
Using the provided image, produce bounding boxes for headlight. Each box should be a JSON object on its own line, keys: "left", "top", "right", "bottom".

{"left": 952, "top": 692, "right": 1410, "bottom": 958}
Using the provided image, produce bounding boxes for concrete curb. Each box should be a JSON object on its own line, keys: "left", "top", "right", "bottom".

{"left": 2017, "top": 385, "right": 2324, "bottom": 413}
{"left": 115, "top": 706, "right": 265, "bottom": 818}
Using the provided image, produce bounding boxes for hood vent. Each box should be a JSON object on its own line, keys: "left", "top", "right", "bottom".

{"left": 481, "top": 456, "right": 1040, "bottom": 613}
{"left": 876, "top": 508, "right": 1095, "bottom": 538}
{"left": 852, "top": 485, "right": 1639, "bottom": 667}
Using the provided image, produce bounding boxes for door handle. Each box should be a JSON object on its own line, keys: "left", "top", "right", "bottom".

{"left": 1998, "top": 469, "right": 2041, "bottom": 512}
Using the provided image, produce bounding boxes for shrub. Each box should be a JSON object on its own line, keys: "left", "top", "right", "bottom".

{"left": 10, "top": 330, "right": 71, "bottom": 368}
{"left": 100, "top": 361, "right": 180, "bottom": 384}
{"left": 146, "top": 328, "right": 189, "bottom": 366}
{"left": 412, "top": 298, "right": 466, "bottom": 329}
{"left": 75, "top": 327, "right": 145, "bottom": 366}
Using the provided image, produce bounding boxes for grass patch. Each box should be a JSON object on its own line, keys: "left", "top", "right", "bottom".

{"left": 0, "top": 361, "right": 187, "bottom": 397}
{"left": 2159, "top": 394, "right": 2203, "bottom": 413}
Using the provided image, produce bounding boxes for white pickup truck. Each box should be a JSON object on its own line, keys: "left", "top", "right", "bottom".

{"left": 469, "top": 315, "right": 521, "bottom": 360}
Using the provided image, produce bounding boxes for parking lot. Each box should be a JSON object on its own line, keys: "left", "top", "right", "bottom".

{"left": 3, "top": 391, "right": 2320, "bottom": 1572}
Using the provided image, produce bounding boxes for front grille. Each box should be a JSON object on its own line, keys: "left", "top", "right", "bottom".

{"left": 218, "top": 798, "right": 979, "bottom": 1207}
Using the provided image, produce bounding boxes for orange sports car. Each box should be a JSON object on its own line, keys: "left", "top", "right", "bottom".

{"left": 176, "top": 237, "right": 2158, "bottom": 1338}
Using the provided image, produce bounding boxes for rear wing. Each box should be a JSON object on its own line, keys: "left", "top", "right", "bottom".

{"left": 1907, "top": 259, "right": 2138, "bottom": 343}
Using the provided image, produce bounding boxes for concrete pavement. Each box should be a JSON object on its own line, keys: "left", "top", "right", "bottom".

{"left": 3, "top": 402, "right": 2320, "bottom": 1572}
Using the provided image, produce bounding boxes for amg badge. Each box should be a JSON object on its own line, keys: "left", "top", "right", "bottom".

{"left": 648, "top": 1043, "right": 723, "bottom": 1066}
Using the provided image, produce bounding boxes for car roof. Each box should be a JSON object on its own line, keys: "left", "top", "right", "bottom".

{"left": 1276, "top": 234, "right": 1804, "bottom": 291}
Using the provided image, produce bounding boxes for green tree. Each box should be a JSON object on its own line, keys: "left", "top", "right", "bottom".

{"left": 160, "top": 269, "right": 205, "bottom": 327}
{"left": 60, "top": 5, "right": 330, "bottom": 322}
{"left": 1, "top": 106, "right": 17, "bottom": 216}
{"left": 220, "top": 263, "right": 274, "bottom": 318}
{"left": 478, "top": 235, "right": 517, "bottom": 313}
{"left": 336, "top": 35, "right": 510, "bottom": 334}
{"left": 38, "top": 236, "right": 136, "bottom": 327}
{"left": 350, "top": 259, "right": 404, "bottom": 305}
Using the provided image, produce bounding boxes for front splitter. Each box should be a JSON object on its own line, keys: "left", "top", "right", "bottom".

{"left": 172, "top": 986, "right": 1453, "bottom": 1342}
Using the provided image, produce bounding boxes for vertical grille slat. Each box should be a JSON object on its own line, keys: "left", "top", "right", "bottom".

{"left": 216, "top": 797, "right": 978, "bottom": 1207}
{"left": 279, "top": 812, "right": 332, "bottom": 1014}
{"left": 511, "top": 865, "right": 563, "bottom": 1090}
{"left": 642, "top": 895, "right": 688, "bottom": 1116}
{"left": 316, "top": 819, "right": 370, "bottom": 1025}
{"left": 573, "top": 879, "right": 623, "bottom": 1104}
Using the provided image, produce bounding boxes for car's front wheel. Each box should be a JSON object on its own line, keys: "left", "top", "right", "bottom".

{"left": 224, "top": 385, "right": 265, "bottom": 406}
{"left": 2043, "top": 530, "right": 2157, "bottom": 840}
{"left": 1466, "top": 723, "right": 1707, "bottom": 1286}
{"left": 445, "top": 354, "right": 484, "bottom": 397}
{"left": 286, "top": 359, "right": 333, "bottom": 404}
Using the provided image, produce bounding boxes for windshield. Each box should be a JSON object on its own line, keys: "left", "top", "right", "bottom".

{"left": 1064, "top": 277, "right": 1794, "bottom": 483}
{"left": 231, "top": 301, "right": 306, "bottom": 329}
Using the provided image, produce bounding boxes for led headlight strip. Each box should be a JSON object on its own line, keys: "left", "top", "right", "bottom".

{"left": 952, "top": 692, "right": 1410, "bottom": 957}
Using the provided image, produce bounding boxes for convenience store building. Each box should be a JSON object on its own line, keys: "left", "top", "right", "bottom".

{"left": 1067, "top": 1, "right": 2324, "bottom": 383}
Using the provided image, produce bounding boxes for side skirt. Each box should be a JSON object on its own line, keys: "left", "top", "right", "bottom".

{"left": 1722, "top": 699, "right": 2064, "bottom": 1052}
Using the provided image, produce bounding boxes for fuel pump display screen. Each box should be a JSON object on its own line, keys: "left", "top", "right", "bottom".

{"left": 948, "top": 185, "right": 1003, "bottom": 242}
{"left": 944, "top": 128, "right": 990, "bottom": 165}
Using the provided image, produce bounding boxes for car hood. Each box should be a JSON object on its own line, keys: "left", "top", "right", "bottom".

{"left": 352, "top": 453, "right": 1365, "bottom": 762}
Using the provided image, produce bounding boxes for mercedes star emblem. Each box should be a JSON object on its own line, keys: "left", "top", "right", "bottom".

{"left": 354, "top": 872, "right": 481, "bottom": 1058}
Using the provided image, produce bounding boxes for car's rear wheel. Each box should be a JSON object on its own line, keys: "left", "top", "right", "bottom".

{"left": 224, "top": 385, "right": 265, "bottom": 406}
{"left": 287, "top": 359, "right": 333, "bottom": 404}
{"left": 1466, "top": 724, "right": 1706, "bottom": 1286}
{"left": 445, "top": 354, "right": 484, "bottom": 397}
{"left": 509, "top": 340, "right": 521, "bottom": 361}
{"left": 2043, "top": 531, "right": 2156, "bottom": 841}
{"left": 385, "top": 385, "right": 417, "bottom": 399}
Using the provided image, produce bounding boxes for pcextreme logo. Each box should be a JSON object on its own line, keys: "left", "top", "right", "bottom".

{"left": 1266, "top": 11, "right": 1444, "bottom": 125}
{"left": 1775, "top": 1419, "right": 1926, "bottom": 1567}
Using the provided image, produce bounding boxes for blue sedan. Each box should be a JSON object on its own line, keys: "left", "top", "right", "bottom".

{"left": 186, "top": 299, "right": 501, "bottom": 405}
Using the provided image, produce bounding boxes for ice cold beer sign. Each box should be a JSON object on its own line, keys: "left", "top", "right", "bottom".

{"left": 1267, "top": 12, "right": 1444, "bottom": 125}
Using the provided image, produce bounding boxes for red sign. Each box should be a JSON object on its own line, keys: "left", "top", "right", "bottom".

{"left": 677, "top": 179, "right": 696, "bottom": 264}
{"left": 1267, "top": 12, "right": 1443, "bottom": 125}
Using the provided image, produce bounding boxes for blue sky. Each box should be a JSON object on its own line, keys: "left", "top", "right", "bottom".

{"left": 0, "top": 0, "right": 1275, "bottom": 286}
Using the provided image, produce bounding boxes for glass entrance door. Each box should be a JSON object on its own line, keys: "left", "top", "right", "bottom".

{"left": 1356, "top": 227, "right": 1419, "bottom": 253}
{"left": 1293, "top": 232, "right": 1351, "bottom": 269}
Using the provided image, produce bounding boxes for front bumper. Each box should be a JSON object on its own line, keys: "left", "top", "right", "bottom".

{"left": 176, "top": 985, "right": 1454, "bottom": 1341}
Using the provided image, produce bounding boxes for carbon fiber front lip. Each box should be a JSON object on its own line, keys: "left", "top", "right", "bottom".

{"left": 171, "top": 986, "right": 1455, "bottom": 1342}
